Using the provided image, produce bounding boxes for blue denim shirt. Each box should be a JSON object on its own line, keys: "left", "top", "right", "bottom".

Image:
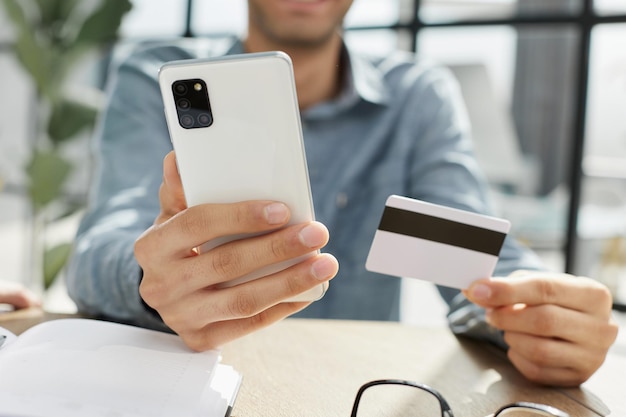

{"left": 66, "top": 38, "right": 543, "bottom": 345}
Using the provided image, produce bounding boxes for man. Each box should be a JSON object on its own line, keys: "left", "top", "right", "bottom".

{"left": 66, "top": 0, "right": 617, "bottom": 387}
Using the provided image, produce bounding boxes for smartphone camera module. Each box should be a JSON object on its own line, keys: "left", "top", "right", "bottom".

{"left": 172, "top": 79, "right": 213, "bottom": 129}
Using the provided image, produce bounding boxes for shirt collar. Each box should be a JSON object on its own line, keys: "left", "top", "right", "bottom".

{"left": 227, "top": 39, "right": 245, "bottom": 55}
{"left": 343, "top": 44, "right": 390, "bottom": 106}
{"left": 226, "top": 39, "right": 390, "bottom": 118}
{"left": 304, "top": 43, "right": 390, "bottom": 119}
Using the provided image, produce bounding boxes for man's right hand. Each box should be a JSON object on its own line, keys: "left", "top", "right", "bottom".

{"left": 134, "top": 151, "right": 338, "bottom": 351}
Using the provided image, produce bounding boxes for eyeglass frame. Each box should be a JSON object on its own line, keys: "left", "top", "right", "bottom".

{"left": 350, "top": 379, "right": 570, "bottom": 417}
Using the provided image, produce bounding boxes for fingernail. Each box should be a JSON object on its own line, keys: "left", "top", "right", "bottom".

{"left": 299, "top": 224, "right": 326, "bottom": 248}
{"left": 264, "top": 203, "right": 289, "bottom": 225}
{"left": 471, "top": 284, "right": 492, "bottom": 300}
{"left": 311, "top": 256, "right": 336, "bottom": 280}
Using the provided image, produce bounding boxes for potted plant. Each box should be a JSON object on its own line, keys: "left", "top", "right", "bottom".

{"left": 1, "top": 0, "right": 132, "bottom": 294}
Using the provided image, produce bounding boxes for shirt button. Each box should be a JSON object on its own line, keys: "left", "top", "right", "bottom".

{"left": 336, "top": 192, "right": 348, "bottom": 208}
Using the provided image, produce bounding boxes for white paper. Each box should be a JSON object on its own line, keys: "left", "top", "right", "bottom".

{"left": 0, "top": 319, "right": 239, "bottom": 417}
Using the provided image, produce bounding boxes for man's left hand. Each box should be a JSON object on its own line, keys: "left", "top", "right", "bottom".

{"left": 464, "top": 271, "right": 619, "bottom": 387}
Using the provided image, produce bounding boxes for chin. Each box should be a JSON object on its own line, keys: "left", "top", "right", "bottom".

{"left": 249, "top": 0, "right": 350, "bottom": 46}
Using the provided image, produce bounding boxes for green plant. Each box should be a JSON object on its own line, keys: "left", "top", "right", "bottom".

{"left": 1, "top": 0, "right": 132, "bottom": 290}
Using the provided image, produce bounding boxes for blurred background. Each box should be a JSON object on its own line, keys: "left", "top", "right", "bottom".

{"left": 1, "top": 0, "right": 625, "bottom": 318}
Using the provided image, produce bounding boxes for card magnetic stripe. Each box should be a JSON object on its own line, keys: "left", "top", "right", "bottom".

{"left": 377, "top": 206, "right": 507, "bottom": 256}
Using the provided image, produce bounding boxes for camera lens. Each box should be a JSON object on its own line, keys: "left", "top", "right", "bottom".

{"left": 177, "top": 98, "right": 191, "bottom": 111}
{"left": 180, "top": 114, "right": 194, "bottom": 128}
{"left": 198, "top": 113, "right": 212, "bottom": 126}
{"left": 173, "top": 82, "right": 187, "bottom": 95}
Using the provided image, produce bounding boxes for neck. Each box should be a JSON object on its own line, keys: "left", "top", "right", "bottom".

{"left": 243, "top": 33, "right": 344, "bottom": 111}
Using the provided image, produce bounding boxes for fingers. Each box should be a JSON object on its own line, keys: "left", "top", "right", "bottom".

{"left": 0, "top": 282, "right": 42, "bottom": 309}
{"left": 137, "top": 199, "right": 292, "bottom": 260}
{"left": 503, "top": 332, "right": 609, "bottom": 386}
{"left": 183, "top": 301, "right": 311, "bottom": 351}
{"left": 187, "top": 221, "right": 330, "bottom": 290}
{"left": 201, "top": 253, "right": 336, "bottom": 322}
{"left": 147, "top": 253, "right": 338, "bottom": 351}
{"left": 486, "top": 304, "right": 618, "bottom": 351}
{"left": 464, "top": 273, "right": 614, "bottom": 319}
{"left": 161, "top": 253, "right": 337, "bottom": 331}
{"left": 463, "top": 271, "right": 619, "bottom": 386}
{"left": 138, "top": 218, "right": 329, "bottom": 303}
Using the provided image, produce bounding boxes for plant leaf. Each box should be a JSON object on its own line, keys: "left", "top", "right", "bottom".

{"left": 48, "top": 96, "right": 99, "bottom": 143}
{"left": 2, "top": 0, "right": 53, "bottom": 95}
{"left": 26, "top": 150, "right": 72, "bottom": 209}
{"left": 14, "top": 32, "right": 52, "bottom": 95}
{"left": 44, "top": 242, "right": 72, "bottom": 289}
{"left": 74, "top": 0, "right": 132, "bottom": 46}
{"left": 1, "top": 0, "right": 30, "bottom": 32}
{"left": 33, "top": 0, "right": 79, "bottom": 27}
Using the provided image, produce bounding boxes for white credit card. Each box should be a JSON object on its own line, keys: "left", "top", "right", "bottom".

{"left": 365, "top": 195, "right": 510, "bottom": 289}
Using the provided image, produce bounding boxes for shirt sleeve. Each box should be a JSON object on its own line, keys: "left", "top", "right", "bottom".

{"left": 65, "top": 46, "right": 178, "bottom": 331}
{"left": 404, "top": 64, "right": 545, "bottom": 347}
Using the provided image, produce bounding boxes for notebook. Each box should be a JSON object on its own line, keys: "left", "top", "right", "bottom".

{"left": 0, "top": 318, "right": 241, "bottom": 417}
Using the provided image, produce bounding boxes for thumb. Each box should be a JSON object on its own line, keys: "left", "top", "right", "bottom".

{"left": 163, "top": 151, "right": 184, "bottom": 192}
{"left": 157, "top": 151, "right": 187, "bottom": 223}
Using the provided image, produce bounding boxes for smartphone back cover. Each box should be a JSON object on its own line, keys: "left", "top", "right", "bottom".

{"left": 159, "top": 52, "right": 325, "bottom": 301}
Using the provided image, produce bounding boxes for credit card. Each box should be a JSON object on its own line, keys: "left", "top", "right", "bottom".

{"left": 365, "top": 195, "right": 510, "bottom": 289}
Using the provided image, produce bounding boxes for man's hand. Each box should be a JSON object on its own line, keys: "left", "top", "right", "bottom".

{"left": 0, "top": 281, "right": 41, "bottom": 310}
{"left": 464, "top": 271, "right": 619, "bottom": 386}
{"left": 135, "top": 151, "right": 338, "bottom": 351}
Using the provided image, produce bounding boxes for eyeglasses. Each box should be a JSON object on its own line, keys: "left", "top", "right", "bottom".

{"left": 350, "top": 379, "right": 570, "bottom": 417}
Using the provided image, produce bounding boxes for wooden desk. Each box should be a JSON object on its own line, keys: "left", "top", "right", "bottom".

{"left": 221, "top": 319, "right": 618, "bottom": 417}
{"left": 2, "top": 311, "right": 621, "bottom": 416}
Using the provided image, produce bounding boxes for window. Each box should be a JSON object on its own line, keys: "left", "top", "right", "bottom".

{"left": 579, "top": 23, "right": 626, "bottom": 305}
{"left": 2, "top": 0, "right": 625, "bottom": 307}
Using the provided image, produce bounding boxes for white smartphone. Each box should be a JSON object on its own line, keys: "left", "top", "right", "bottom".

{"left": 158, "top": 51, "right": 326, "bottom": 302}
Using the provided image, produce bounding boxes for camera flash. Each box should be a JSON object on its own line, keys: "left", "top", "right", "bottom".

{"left": 194, "top": 83, "right": 202, "bottom": 91}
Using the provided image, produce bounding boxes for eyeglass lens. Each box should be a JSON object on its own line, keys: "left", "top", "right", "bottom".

{"left": 495, "top": 411, "right": 557, "bottom": 417}
{"left": 494, "top": 402, "right": 570, "bottom": 417}
{"left": 354, "top": 383, "right": 444, "bottom": 417}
